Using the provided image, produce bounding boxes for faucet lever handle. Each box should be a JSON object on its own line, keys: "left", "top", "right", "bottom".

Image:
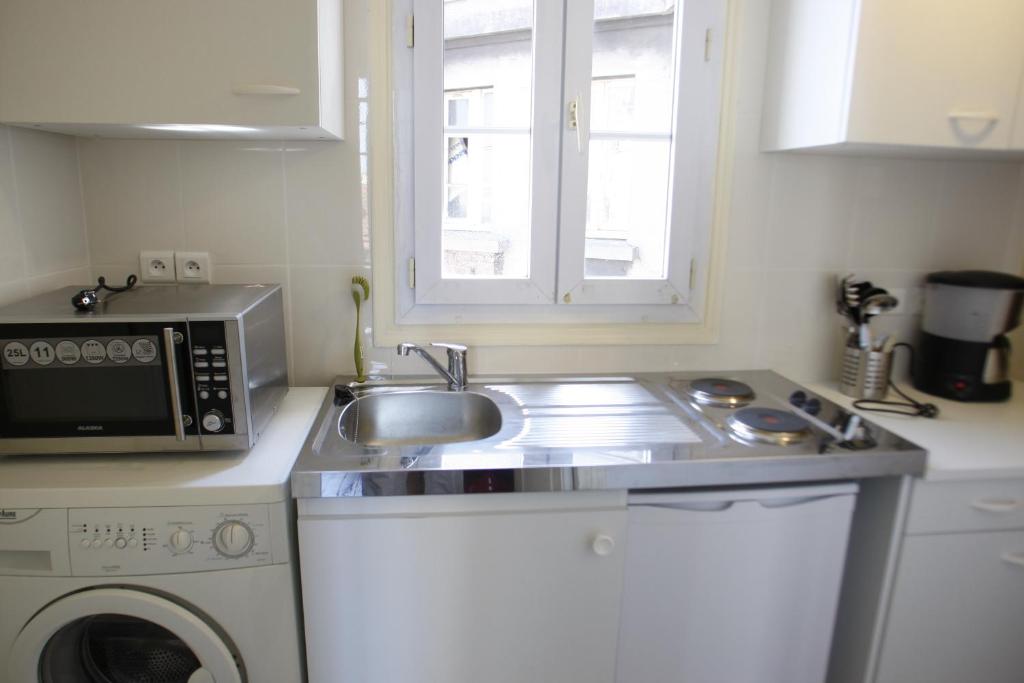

{"left": 430, "top": 342, "right": 467, "bottom": 353}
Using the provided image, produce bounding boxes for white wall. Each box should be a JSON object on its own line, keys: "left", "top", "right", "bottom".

{"left": 0, "top": 125, "right": 90, "bottom": 308}
{"left": 70, "top": 0, "right": 1024, "bottom": 386}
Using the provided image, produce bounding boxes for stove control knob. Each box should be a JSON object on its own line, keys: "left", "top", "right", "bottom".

{"left": 212, "top": 521, "right": 254, "bottom": 558}
{"left": 803, "top": 398, "right": 822, "bottom": 416}
{"left": 169, "top": 529, "right": 193, "bottom": 554}
{"left": 201, "top": 410, "right": 225, "bottom": 433}
{"left": 788, "top": 390, "right": 807, "bottom": 408}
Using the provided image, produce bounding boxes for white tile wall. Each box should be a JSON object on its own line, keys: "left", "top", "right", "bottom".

{"left": 0, "top": 125, "right": 90, "bottom": 308}
{"left": 56, "top": 0, "right": 1024, "bottom": 387}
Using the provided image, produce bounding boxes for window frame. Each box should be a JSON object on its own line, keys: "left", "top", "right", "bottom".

{"left": 379, "top": 0, "right": 732, "bottom": 339}
{"left": 411, "top": 0, "right": 563, "bottom": 305}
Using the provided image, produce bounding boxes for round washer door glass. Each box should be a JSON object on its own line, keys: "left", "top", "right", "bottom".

{"left": 8, "top": 588, "right": 241, "bottom": 683}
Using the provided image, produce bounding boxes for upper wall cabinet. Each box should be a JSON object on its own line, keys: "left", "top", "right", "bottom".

{"left": 0, "top": 0, "right": 342, "bottom": 140}
{"left": 762, "top": 0, "right": 1024, "bottom": 156}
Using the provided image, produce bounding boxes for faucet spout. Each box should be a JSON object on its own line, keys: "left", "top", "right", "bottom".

{"left": 396, "top": 342, "right": 468, "bottom": 391}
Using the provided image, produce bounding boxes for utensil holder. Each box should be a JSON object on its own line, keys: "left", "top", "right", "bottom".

{"left": 840, "top": 337, "right": 891, "bottom": 400}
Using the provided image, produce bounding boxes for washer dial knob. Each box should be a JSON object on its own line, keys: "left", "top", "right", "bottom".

{"left": 201, "top": 409, "right": 225, "bottom": 433}
{"left": 212, "top": 520, "right": 254, "bottom": 558}
{"left": 169, "top": 529, "right": 193, "bottom": 553}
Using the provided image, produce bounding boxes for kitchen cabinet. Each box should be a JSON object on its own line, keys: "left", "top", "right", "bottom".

{"left": 617, "top": 484, "right": 856, "bottom": 683}
{"left": 297, "top": 492, "right": 627, "bottom": 683}
{"left": 762, "top": 0, "right": 1024, "bottom": 155}
{"left": 0, "top": 0, "right": 342, "bottom": 140}
{"left": 873, "top": 478, "right": 1024, "bottom": 683}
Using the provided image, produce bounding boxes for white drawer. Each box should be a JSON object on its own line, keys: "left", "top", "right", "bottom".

{"left": 906, "top": 478, "right": 1024, "bottom": 535}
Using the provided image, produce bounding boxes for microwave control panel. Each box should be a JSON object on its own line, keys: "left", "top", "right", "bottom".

{"left": 68, "top": 504, "right": 273, "bottom": 576}
{"left": 188, "top": 322, "right": 236, "bottom": 435}
{"left": 1, "top": 336, "right": 161, "bottom": 370}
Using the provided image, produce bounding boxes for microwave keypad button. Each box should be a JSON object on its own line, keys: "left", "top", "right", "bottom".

{"left": 80, "top": 340, "right": 106, "bottom": 364}
{"left": 214, "top": 374, "right": 229, "bottom": 383}
{"left": 217, "top": 390, "right": 229, "bottom": 400}
{"left": 56, "top": 340, "right": 82, "bottom": 365}
{"left": 212, "top": 360, "right": 226, "bottom": 369}
{"left": 199, "top": 390, "right": 210, "bottom": 400}
{"left": 131, "top": 338, "right": 158, "bottom": 363}
{"left": 193, "top": 347, "right": 208, "bottom": 356}
{"left": 106, "top": 339, "right": 132, "bottom": 364}
{"left": 211, "top": 348, "right": 226, "bottom": 356}
{"left": 29, "top": 341, "right": 55, "bottom": 366}
{"left": 194, "top": 361, "right": 210, "bottom": 369}
{"left": 196, "top": 374, "right": 211, "bottom": 382}
{"left": 2, "top": 341, "right": 30, "bottom": 367}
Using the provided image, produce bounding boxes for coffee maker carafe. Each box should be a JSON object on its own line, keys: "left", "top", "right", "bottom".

{"left": 913, "top": 270, "right": 1024, "bottom": 402}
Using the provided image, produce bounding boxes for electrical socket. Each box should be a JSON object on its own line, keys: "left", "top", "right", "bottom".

{"left": 175, "top": 252, "right": 211, "bottom": 283}
{"left": 139, "top": 251, "right": 176, "bottom": 283}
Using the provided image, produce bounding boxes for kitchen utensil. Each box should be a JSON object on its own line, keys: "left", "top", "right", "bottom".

{"left": 351, "top": 276, "right": 370, "bottom": 383}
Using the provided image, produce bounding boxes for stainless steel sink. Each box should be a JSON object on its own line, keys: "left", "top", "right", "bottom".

{"left": 337, "top": 390, "right": 503, "bottom": 446}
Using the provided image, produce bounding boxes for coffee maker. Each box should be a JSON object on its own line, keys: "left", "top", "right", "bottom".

{"left": 913, "top": 270, "right": 1024, "bottom": 402}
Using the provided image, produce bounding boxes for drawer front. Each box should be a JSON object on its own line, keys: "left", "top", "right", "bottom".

{"left": 907, "top": 478, "right": 1024, "bottom": 534}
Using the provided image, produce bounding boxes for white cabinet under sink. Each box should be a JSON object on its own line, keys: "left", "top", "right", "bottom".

{"left": 297, "top": 492, "right": 628, "bottom": 683}
{"left": 297, "top": 485, "right": 859, "bottom": 683}
{"left": 0, "top": 0, "right": 342, "bottom": 140}
{"left": 762, "top": 0, "right": 1024, "bottom": 155}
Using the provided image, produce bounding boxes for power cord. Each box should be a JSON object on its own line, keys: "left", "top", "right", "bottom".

{"left": 71, "top": 274, "right": 138, "bottom": 311}
{"left": 852, "top": 342, "right": 940, "bottom": 418}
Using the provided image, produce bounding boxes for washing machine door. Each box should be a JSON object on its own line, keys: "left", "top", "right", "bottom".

{"left": 8, "top": 587, "right": 243, "bottom": 683}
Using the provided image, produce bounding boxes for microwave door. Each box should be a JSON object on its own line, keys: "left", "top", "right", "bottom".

{"left": 0, "top": 322, "right": 199, "bottom": 451}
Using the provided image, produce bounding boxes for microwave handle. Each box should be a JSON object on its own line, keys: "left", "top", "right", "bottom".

{"left": 163, "top": 327, "right": 187, "bottom": 441}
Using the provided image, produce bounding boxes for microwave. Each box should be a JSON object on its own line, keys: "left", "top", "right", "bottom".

{"left": 0, "top": 284, "right": 288, "bottom": 455}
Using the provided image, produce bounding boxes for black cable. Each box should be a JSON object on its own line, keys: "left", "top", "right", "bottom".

{"left": 852, "top": 342, "right": 939, "bottom": 418}
{"left": 71, "top": 274, "right": 139, "bottom": 311}
{"left": 96, "top": 274, "right": 138, "bottom": 293}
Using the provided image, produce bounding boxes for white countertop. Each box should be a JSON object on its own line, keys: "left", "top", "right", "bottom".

{"left": 808, "top": 380, "right": 1024, "bottom": 482}
{"left": 0, "top": 387, "right": 327, "bottom": 508}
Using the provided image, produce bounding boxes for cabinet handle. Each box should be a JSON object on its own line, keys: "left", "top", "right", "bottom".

{"left": 970, "top": 499, "right": 1021, "bottom": 513}
{"left": 947, "top": 110, "right": 1000, "bottom": 122}
{"left": 1000, "top": 552, "right": 1024, "bottom": 569}
{"left": 591, "top": 534, "right": 615, "bottom": 557}
{"left": 231, "top": 84, "right": 301, "bottom": 96}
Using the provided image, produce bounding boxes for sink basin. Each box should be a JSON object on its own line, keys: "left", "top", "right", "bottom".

{"left": 338, "top": 390, "right": 503, "bottom": 446}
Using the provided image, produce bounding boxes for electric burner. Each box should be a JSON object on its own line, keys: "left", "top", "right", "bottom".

{"left": 686, "top": 377, "right": 756, "bottom": 408}
{"left": 725, "top": 407, "right": 812, "bottom": 446}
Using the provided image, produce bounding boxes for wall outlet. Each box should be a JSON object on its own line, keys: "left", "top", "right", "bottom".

{"left": 139, "top": 251, "right": 176, "bottom": 283}
{"left": 175, "top": 252, "right": 211, "bottom": 283}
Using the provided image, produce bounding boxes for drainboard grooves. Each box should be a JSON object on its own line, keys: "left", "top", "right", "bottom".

{"left": 490, "top": 383, "right": 659, "bottom": 408}
{"left": 509, "top": 415, "right": 699, "bottom": 447}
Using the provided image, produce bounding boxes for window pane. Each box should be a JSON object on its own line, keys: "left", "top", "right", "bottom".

{"left": 585, "top": 0, "right": 676, "bottom": 279}
{"left": 442, "top": 0, "right": 534, "bottom": 278}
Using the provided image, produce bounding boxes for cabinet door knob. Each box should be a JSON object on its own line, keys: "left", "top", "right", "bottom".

{"left": 592, "top": 534, "right": 615, "bottom": 557}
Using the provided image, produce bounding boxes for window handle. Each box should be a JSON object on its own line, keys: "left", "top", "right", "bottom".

{"left": 568, "top": 95, "right": 583, "bottom": 153}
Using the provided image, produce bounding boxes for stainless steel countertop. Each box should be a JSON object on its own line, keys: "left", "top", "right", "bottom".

{"left": 290, "top": 371, "right": 927, "bottom": 498}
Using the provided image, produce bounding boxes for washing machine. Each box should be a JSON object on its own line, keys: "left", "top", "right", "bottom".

{"left": 0, "top": 387, "right": 326, "bottom": 683}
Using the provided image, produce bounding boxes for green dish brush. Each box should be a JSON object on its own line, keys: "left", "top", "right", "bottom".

{"left": 351, "top": 275, "right": 370, "bottom": 382}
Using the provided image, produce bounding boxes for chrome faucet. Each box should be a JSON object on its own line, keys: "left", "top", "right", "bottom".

{"left": 396, "top": 342, "right": 468, "bottom": 391}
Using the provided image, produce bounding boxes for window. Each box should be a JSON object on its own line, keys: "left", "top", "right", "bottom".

{"left": 396, "top": 0, "right": 726, "bottom": 323}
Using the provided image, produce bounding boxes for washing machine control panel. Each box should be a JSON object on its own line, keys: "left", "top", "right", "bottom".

{"left": 68, "top": 504, "right": 273, "bottom": 576}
